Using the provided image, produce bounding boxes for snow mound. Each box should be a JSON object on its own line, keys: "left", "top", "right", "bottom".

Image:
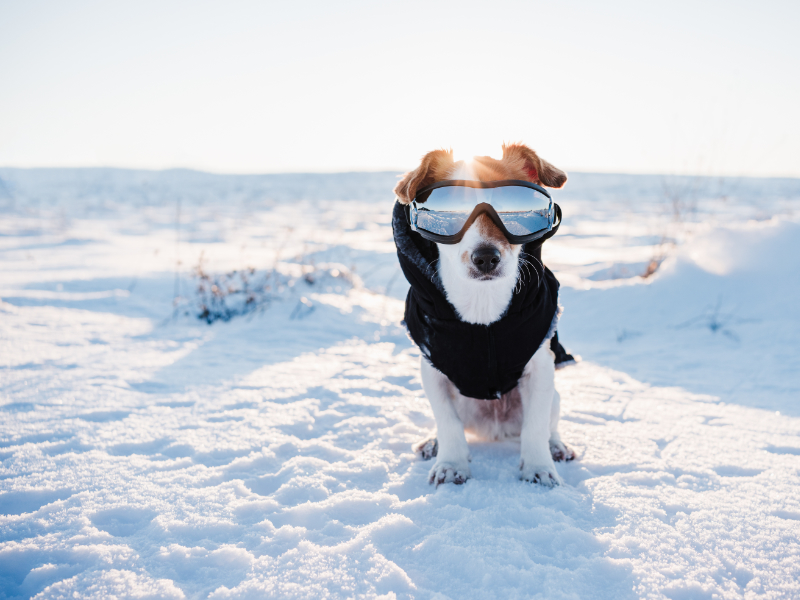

{"left": 558, "top": 219, "right": 800, "bottom": 412}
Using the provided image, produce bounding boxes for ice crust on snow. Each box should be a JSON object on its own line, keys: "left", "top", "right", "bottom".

{"left": 0, "top": 169, "right": 799, "bottom": 599}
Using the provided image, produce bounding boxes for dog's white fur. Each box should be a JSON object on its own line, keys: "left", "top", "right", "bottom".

{"left": 417, "top": 159, "right": 569, "bottom": 487}
{"left": 437, "top": 229, "right": 520, "bottom": 326}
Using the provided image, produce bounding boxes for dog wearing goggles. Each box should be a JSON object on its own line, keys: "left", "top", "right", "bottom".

{"left": 393, "top": 143, "right": 574, "bottom": 487}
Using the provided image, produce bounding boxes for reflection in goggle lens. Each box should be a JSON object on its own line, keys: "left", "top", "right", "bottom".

{"left": 419, "top": 185, "right": 550, "bottom": 213}
{"left": 414, "top": 184, "right": 552, "bottom": 237}
{"left": 416, "top": 210, "right": 468, "bottom": 236}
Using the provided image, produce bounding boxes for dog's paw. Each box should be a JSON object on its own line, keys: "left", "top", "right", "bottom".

{"left": 549, "top": 439, "right": 576, "bottom": 462}
{"left": 428, "top": 461, "right": 471, "bottom": 487}
{"left": 413, "top": 437, "right": 438, "bottom": 461}
{"left": 520, "top": 459, "right": 562, "bottom": 487}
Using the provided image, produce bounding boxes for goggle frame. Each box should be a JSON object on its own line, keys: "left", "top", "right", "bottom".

{"left": 407, "top": 179, "right": 560, "bottom": 245}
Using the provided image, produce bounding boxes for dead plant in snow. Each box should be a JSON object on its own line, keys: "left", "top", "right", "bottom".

{"left": 643, "top": 176, "right": 702, "bottom": 278}
{"left": 189, "top": 252, "right": 357, "bottom": 324}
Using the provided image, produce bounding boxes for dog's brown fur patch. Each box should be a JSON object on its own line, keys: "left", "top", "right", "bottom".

{"left": 394, "top": 149, "right": 455, "bottom": 204}
{"left": 394, "top": 144, "right": 566, "bottom": 205}
{"left": 500, "top": 143, "right": 567, "bottom": 188}
{"left": 466, "top": 144, "right": 567, "bottom": 188}
{"left": 475, "top": 214, "right": 512, "bottom": 252}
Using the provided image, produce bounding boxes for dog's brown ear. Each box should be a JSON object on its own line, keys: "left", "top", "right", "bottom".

{"left": 501, "top": 143, "right": 567, "bottom": 189}
{"left": 394, "top": 149, "right": 455, "bottom": 204}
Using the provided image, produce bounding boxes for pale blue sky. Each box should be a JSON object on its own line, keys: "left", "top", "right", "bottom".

{"left": 1, "top": 0, "right": 798, "bottom": 176}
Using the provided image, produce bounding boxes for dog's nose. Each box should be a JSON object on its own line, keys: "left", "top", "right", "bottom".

{"left": 471, "top": 246, "right": 501, "bottom": 274}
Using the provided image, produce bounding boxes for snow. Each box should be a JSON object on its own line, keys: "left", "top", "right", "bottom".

{"left": 1, "top": 168, "right": 799, "bottom": 599}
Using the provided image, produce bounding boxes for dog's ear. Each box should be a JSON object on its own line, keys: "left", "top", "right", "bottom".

{"left": 501, "top": 143, "right": 567, "bottom": 189}
{"left": 394, "top": 149, "right": 455, "bottom": 204}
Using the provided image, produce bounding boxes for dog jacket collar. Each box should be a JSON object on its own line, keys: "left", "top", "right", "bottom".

{"left": 392, "top": 201, "right": 561, "bottom": 400}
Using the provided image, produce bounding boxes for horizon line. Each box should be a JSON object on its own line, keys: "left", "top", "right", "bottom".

{"left": 1, "top": 164, "right": 799, "bottom": 182}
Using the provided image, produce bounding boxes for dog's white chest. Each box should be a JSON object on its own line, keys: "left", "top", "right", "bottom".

{"left": 438, "top": 266, "right": 516, "bottom": 325}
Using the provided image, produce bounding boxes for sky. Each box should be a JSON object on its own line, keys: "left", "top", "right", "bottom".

{"left": 1, "top": 0, "right": 798, "bottom": 177}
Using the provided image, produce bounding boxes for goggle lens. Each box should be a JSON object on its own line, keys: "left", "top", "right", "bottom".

{"left": 500, "top": 211, "right": 551, "bottom": 236}
{"left": 412, "top": 182, "right": 554, "bottom": 241}
{"left": 416, "top": 184, "right": 550, "bottom": 213}
{"left": 416, "top": 210, "right": 468, "bottom": 236}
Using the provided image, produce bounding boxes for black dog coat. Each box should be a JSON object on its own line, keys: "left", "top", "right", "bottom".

{"left": 392, "top": 202, "right": 561, "bottom": 401}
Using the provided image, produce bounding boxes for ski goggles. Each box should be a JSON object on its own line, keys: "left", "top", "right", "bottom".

{"left": 406, "top": 179, "right": 561, "bottom": 245}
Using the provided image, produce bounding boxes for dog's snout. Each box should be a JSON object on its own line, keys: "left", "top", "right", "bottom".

{"left": 471, "top": 246, "right": 501, "bottom": 274}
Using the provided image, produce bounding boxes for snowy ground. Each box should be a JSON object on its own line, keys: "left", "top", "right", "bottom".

{"left": 1, "top": 168, "right": 799, "bottom": 599}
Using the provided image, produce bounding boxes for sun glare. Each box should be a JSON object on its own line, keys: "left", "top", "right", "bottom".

{"left": 454, "top": 145, "right": 498, "bottom": 164}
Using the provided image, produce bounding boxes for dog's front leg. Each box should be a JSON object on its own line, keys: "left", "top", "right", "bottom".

{"left": 420, "top": 358, "right": 471, "bottom": 486}
{"left": 518, "top": 344, "right": 562, "bottom": 487}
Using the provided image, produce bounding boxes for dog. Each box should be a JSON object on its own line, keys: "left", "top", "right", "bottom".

{"left": 393, "top": 143, "right": 575, "bottom": 487}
